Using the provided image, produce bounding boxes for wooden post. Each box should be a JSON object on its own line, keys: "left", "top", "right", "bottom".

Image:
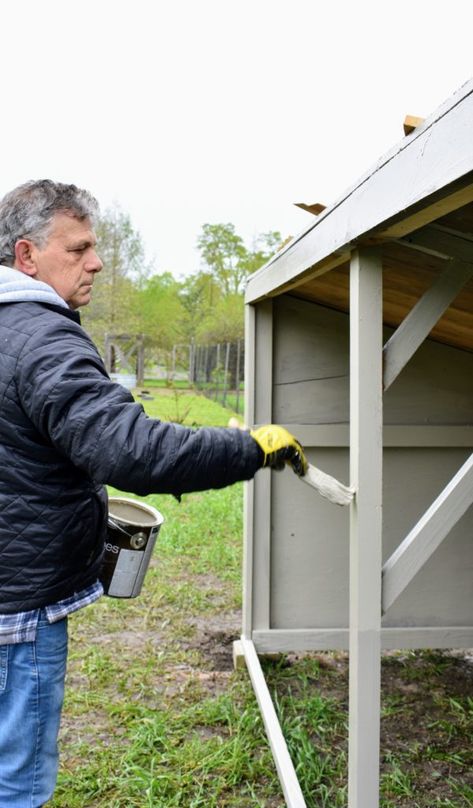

{"left": 349, "top": 248, "right": 383, "bottom": 808}
{"left": 243, "top": 306, "right": 256, "bottom": 639}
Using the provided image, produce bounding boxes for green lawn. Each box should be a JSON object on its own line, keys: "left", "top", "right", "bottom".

{"left": 51, "top": 392, "right": 473, "bottom": 807}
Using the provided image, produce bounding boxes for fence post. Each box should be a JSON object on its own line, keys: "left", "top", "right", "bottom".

{"left": 222, "top": 342, "right": 231, "bottom": 406}
{"left": 235, "top": 339, "right": 242, "bottom": 414}
{"left": 215, "top": 343, "right": 221, "bottom": 401}
{"left": 188, "top": 341, "right": 194, "bottom": 384}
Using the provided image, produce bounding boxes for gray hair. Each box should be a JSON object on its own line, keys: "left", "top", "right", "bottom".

{"left": 0, "top": 179, "right": 100, "bottom": 267}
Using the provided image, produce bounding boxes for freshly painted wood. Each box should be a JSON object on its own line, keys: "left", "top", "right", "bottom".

{"left": 254, "top": 300, "right": 274, "bottom": 423}
{"left": 382, "top": 452, "right": 473, "bottom": 613}
{"left": 349, "top": 249, "right": 383, "bottom": 808}
{"left": 242, "top": 304, "right": 256, "bottom": 639}
{"left": 278, "top": 424, "right": 473, "bottom": 448}
{"left": 273, "top": 296, "right": 349, "bottom": 384}
{"left": 268, "top": 446, "right": 473, "bottom": 631}
{"left": 272, "top": 297, "right": 473, "bottom": 426}
{"left": 383, "top": 259, "right": 473, "bottom": 389}
{"left": 241, "top": 638, "right": 308, "bottom": 808}
{"left": 251, "top": 301, "right": 273, "bottom": 632}
{"left": 252, "top": 627, "right": 473, "bottom": 652}
{"left": 246, "top": 81, "right": 473, "bottom": 303}
{"left": 269, "top": 450, "right": 350, "bottom": 629}
{"left": 381, "top": 425, "right": 473, "bottom": 447}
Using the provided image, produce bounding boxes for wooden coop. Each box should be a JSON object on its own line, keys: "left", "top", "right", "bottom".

{"left": 237, "top": 80, "right": 473, "bottom": 807}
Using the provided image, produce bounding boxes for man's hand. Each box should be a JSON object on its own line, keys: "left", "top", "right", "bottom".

{"left": 250, "top": 425, "right": 308, "bottom": 477}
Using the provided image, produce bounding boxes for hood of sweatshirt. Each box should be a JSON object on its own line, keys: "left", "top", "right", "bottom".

{"left": 0, "top": 264, "right": 68, "bottom": 309}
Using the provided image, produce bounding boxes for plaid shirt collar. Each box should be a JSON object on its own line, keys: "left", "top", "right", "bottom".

{"left": 0, "top": 581, "right": 103, "bottom": 645}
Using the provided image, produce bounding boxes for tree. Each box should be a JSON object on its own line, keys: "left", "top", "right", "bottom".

{"left": 178, "top": 270, "right": 222, "bottom": 342}
{"left": 195, "top": 293, "right": 244, "bottom": 343}
{"left": 197, "top": 223, "right": 247, "bottom": 295}
{"left": 137, "top": 272, "right": 186, "bottom": 350}
{"left": 197, "top": 223, "right": 282, "bottom": 297}
{"left": 240, "top": 231, "right": 283, "bottom": 277}
{"left": 81, "top": 204, "right": 150, "bottom": 351}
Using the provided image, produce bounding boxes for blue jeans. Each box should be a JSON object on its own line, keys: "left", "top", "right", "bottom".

{"left": 0, "top": 612, "right": 68, "bottom": 807}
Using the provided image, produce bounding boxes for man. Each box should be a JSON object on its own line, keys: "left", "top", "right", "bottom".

{"left": 0, "top": 180, "right": 307, "bottom": 806}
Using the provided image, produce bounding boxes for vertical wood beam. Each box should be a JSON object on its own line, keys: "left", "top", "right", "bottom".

{"left": 253, "top": 300, "right": 274, "bottom": 632}
{"left": 349, "top": 248, "right": 383, "bottom": 808}
{"left": 243, "top": 299, "right": 274, "bottom": 636}
{"left": 243, "top": 304, "right": 256, "bottom": 638}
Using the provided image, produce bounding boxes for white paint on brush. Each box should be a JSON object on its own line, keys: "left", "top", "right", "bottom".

{"left": 301, "top": 463, "right": 355, "bottom": 506}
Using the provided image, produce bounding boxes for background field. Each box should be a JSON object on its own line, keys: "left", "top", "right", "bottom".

{"left": 51, "top": 391, "right": 473, "bottom": 807}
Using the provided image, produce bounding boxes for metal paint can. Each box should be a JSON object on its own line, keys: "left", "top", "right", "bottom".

{"left": 100, "top": 497, "right": 164, "bottom": 598}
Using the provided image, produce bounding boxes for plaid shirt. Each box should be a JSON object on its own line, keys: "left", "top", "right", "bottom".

{"left": 0, "top": 581, "right": 104, "bottom": 645}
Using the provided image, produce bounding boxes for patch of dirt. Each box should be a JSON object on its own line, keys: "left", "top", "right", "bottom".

{"left": 184, "top": 609, "right": 241, "bottom": 671}
{"left": 90, "top": 628, "right": 164, "bottom": 651}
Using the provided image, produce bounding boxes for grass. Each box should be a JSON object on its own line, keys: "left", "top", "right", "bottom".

{"left": 50, "top": 391, "right": 473, "bottom": 807}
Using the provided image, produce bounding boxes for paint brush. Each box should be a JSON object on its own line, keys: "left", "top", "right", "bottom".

{"left": 301, "top": 463, "right": 355, "bottom": 507}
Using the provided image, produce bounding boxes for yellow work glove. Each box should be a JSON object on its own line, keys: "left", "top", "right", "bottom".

{"left": 250, "top": 425, "right": 308, "bottom": 477}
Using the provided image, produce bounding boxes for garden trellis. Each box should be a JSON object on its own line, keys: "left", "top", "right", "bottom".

{"left": 237, "top": 80, "right": 473, "bottom": 807}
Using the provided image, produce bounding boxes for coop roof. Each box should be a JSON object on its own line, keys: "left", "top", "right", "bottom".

{"left": 245, "top": 79, "right": 473, "bottom": 352}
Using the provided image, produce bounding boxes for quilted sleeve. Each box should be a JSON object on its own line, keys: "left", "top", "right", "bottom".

{"left": 16, "top": 317, "right": 263, "bottom": 497}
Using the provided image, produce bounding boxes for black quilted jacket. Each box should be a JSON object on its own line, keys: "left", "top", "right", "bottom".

{"left": 0, "top": 293, "right": 262, "bottom": 612}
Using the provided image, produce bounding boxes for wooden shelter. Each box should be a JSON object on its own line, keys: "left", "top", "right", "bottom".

{"left": 238, "top": 80, "right": 473, "bottom": 807}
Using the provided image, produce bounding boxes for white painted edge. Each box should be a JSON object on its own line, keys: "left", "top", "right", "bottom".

{"left": 246, "top": 82, "right": 473, "bottom": 303}
{"left": 240, "top": 637, "right": 307, "bottom": 808}
{"left": 243, "top": 304, "right": 256, "bottom": 638}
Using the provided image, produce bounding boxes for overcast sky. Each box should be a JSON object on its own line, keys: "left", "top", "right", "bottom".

{"left": 2, "top": 0, "right": 472, "bottom": 277}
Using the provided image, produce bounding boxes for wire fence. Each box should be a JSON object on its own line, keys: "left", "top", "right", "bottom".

{"left": 151, "top": 340, "right": 245, "bottom": 414}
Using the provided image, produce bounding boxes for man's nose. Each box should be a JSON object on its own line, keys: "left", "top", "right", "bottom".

{"left": 87, "top": 251, "right": 103, "bottom": 273}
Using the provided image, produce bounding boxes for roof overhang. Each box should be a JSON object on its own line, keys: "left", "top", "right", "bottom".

{"left": 245, "top": 79, "right": 473, "bottom": 306}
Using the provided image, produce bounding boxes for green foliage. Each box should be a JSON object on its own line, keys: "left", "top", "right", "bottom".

{"left": 178, "top": 271, "right": 222, "bottom": 342}
{"left": 195, "top": 293, "right": 244, "bottom": 343}
{"left": 196, "top": 222, "right": 282, "bottom": 298}
{"left": 82, "top": 207, "right": 283, "bottom": 357}
{"left": 137, "top": 272, "right": 186, "bottom": 351}
{"left": 82, "top": 204, "right": 150, "bottom": 351}
{"left": 197, "top": 223, "right": 246, "bottom": 296}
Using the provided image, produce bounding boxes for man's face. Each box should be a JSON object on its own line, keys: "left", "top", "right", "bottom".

{"left": 23, "top": 212, "right": 103, "bottom": 309}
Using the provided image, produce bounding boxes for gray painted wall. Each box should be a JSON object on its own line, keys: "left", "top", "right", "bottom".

{"left": 251, "top": 295, "right": 473, "bottom": 635}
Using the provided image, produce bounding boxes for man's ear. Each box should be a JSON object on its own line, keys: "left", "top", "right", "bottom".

{"left": 14, "top": 240, "right": 38, "bottom": 276}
